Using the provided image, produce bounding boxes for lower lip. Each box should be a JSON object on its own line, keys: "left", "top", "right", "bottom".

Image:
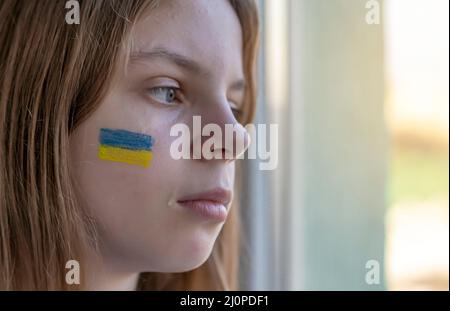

{"left": 177, "top": 200, "right": 228, "bottom": 222}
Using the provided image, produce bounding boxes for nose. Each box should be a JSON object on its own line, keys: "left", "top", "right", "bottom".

{"left": 192, "top": 101, "right": 250, "bottom": 162}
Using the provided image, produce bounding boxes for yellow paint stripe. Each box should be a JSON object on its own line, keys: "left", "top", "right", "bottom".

{"left": 98, "top": 145, "right": 152, "bottom": 168}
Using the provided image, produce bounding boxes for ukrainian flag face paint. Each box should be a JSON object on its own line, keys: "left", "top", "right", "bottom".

{"left": 98, "top": 128, "right": 154, "bottom": 168}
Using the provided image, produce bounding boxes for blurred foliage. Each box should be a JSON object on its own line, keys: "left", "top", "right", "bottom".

{"left": 389, "top": 143, "right": 449, "bottom": 206}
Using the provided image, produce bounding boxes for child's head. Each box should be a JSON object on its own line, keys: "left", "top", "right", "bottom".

{"left": 0, "top": 0, "right": 259, "bottom": 290}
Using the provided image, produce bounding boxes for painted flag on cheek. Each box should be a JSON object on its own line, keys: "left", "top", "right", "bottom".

{"left": 98, "top": 128, "right": 154, "bottom": 168}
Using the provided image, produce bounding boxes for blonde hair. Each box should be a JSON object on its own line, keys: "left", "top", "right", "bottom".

{"left": 0, "top": 0, "right": 259, "bottom": 290}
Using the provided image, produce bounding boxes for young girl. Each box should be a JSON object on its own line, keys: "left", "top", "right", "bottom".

{"left": 0, "top": 0, "right": 259, "bottom": 290}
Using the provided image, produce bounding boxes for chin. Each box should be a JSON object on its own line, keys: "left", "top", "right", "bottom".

{"left": 170, "top": 258, "right": 209, "bottom": 273}
{"left": 157, "top": 237, "right": 217, "bottom": 273}
{"left": 152, "top": 252, "right": 212, "bottom": 273}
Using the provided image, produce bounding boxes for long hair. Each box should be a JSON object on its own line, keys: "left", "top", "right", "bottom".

{"left": 0, "top": 0, "right": 259, "bottom": 290}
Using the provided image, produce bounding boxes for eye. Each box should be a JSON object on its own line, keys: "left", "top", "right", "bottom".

{"left": 148, "top": 86, "right": 181, "bottom": 105}
{"left": 231, "top": 107, "right": 242, "bottom": 119}
{"left": 229, "top": 101, "right": 243, "bottom": 119}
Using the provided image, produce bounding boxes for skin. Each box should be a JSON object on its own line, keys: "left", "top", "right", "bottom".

{"left": 69, "top": 0, "right": 249, "bottom": 290}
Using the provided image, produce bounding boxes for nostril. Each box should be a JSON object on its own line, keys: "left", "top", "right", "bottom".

{"left": 186, "top": 116, "right": 251, "bottom": 161}
{"left": 226, "top": 124, "right": 250, "bottom": 159}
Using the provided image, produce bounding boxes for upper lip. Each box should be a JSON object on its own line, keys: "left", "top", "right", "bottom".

{"left": 177, "top": 187, "right": 232, "bottom": 206}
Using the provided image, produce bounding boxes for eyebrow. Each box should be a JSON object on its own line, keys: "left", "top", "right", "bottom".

{"left": 130, "top": 47, "right": 209, "bottom": 76}
{"left": 130, "top": 47, "right": 246, "bottom": 92}
{"left": 230, "top": 79, "right": 246, "bottom": 93}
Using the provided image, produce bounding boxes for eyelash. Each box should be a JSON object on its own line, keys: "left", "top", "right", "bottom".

{"left": 230, "top": 106, "right": 242, "bottom": 119}
{"left": 146, "top": 86, "right": 243, "bottom": 119}
{"left": 147, "top": 86, "right": 182, "bottom": 105}
{"left": 228, "top": 100, "right": 243, "bottom": 119}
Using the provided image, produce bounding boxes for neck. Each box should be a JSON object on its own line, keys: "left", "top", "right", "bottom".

{"left": 84, "top": 249, "right": 140, "bottom": 291}
{"left": 86, "top": 270, "right": 139, "bottom": 291}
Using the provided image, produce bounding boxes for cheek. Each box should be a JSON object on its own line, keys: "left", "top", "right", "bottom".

{"left": 69, "top": 122, "right": 223, "bottom": 272}
{"left": 69, "top": 124, "right": 173, "bottom": 228}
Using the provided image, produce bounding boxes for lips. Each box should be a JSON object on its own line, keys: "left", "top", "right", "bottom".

{"left": 177, "top": 188, "right": 232, "bottom": 222}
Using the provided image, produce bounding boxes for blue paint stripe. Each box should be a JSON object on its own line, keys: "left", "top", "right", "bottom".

{"left": 99, "top": 128, "right": 153, "bottom": 150}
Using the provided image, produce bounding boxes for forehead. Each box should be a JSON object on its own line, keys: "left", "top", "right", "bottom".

{"left": 131, "top": 0, "right": 244, "bottom": 78}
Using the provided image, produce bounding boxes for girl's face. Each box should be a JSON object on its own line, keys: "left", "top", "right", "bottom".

{"left": 69, "top": 0, "right": 249, "bottom": 274}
